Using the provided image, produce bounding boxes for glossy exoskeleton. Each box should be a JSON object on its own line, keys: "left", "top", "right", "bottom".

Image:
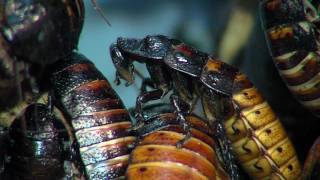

{"left": 50, "top": 52, "right": 135, "bottom": 180}
{"left": 1, "top": 103, "right": 66, "bottom": 180}
{"left": 0, "top": 0, "right": 85, "bottom": 124}
{"left": 0, "top": 0, "right": 85, "bottom": 77}
{"left": 110, "top": 35, "right": 301, "bottom": 179}
{"left": 259, "top": 0, "right": 320, "bottom": 116}
{"left": 127, "top": 109, "right": 229, "bottom": 180}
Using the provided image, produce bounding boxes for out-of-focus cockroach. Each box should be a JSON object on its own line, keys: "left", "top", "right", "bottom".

{"left": 260, "top": 0, "right": 320, "bottom": 117}
{"left": 2, "top": 103, "right": 66, "bottom": 180}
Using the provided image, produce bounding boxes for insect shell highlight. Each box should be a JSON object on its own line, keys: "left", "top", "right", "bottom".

{"left": 222, "top": 73, "right": 301, "bottom": 179}
{"left": 110, "top": 35, "right": 301, "bottom": 179}
{"left": 1, "top": 103, "right": 66, "bottom": 180}
{"left": 49, "top": 52, "right": 135, "bottom": 180}
{"left": 260, "top": 0, "right": 320, "bottom": 116}
{"left": 0, "top": 0, "right": 84, "bottom": 71}
{"left": 0, "top": 0, "right": 85, "bottom": 123}
{"left": 127, "top": 110, "right": 229, "bottom": 180}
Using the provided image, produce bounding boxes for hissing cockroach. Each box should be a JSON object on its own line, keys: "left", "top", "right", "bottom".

{"left": 259, "top": 0, "right": 320, "bottom": 116}
{"left": 2, "top": 103, "right": 65, "bottom": 180}
{"left": 110, "top": 35, "right": 301, "bottom": 179}
{"left": 222, "top": 72, "right": 301, "bottom": 179}
{"left": 127, "top": 112, "right": 229, "bottom": 180}
{"left": 50, "top": 52, "right": 135, "bottom": 179}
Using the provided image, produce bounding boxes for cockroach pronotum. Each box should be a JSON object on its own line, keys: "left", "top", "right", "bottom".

{"left": 127, "top": 110, "right": 229, "bottom": 180}
{"left": 259, "top": 0, "right": 320, "bottom": 116}
{"left": 1, "top": 103, "right": 66, "bottom": 180}
{"left": 109, "top": 34, "right": 301, "bottom": 179}
{"left": 50, "top": 52, "right": 135, "bottom": 179}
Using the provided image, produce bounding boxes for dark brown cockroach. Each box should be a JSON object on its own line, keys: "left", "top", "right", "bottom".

{"left": 0, "top": 0, "right": 85, "bottom": 70}
{"left": 0, "top": 0, "right": 85, "bottom": 126}
{"left": 50, "top": 52, "right": 135, "bottom": 180}
{"left": 127, "top": 111, "right": 229, "bottom": 180}
{"left": 259, "top": 0, "right": 320, "bottom": 116}
{"left": 2, "top": 103, "right": 66, "bottom": 180}
{"left": 110, "top": 35, "right": 301, "bottom": 179}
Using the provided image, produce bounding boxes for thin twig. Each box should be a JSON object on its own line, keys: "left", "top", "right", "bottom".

{"left": 90, "top": 0, "right": 112, "bottom": 27}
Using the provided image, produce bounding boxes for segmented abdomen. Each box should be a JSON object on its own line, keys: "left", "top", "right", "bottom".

{"left": 260, "top": 0, "right": 320, "bottom": 116}
{"left": 4, "top": 103, "right": 65, "bottom": 180}
{"left": 50, "top": 52, "right": 134, "bottom": 179}
{"left": 225, "top": 72, "right": 301, "bottom": 179}
{"left": 127, "top": 113, "right": 228, "bottom": 180}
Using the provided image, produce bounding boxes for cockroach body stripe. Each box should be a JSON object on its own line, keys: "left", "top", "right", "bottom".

{"left": 2, "top": 103, "right": 65, "bottom": 180}
{"left": 50, "top": 52, "right": 135, "bottom": 180}
{"left": 220, "top": 72, "right": 302, "bottom": 179}
{"left": 127, "top": 113, "right": 229, "bottom": 180}
{"left": 260, "top": 0, "right": 320, "bottom": 116}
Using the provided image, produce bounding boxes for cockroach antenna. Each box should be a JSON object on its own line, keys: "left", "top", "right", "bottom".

{"left": 90, "top": 0, "right": 112, "bottom": 26}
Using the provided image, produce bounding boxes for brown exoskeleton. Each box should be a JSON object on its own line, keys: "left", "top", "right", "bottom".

{"left": 110, "top": 35, "right": 301, "bottom": 179}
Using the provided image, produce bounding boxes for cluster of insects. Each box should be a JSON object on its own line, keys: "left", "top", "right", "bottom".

{"left": 0, "top": 0, "right": 320, "bottom": 179}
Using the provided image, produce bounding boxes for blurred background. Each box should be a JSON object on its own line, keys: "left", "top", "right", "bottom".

{"left": 78, "top": 0, "right": 319, "bottom": 163}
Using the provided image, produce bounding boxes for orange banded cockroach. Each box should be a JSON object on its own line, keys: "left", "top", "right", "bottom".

{"left": 50, "top": 52, "right": 135, "bottom": 179}
{"left": 127, "top": 106, "right": 229, "bottom": 180}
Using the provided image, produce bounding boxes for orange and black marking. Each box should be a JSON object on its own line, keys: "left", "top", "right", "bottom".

{"left": 260, "top": 0, "right": 320, "bottom": 116}
{"left": 225, "top": 73, "right": 301, "bottom": 179}
{"left": 127, "top": 113, "right": 228, "bottom": 180}
{"left": 200, "top": 58, "right": 301, "bottom": 179}
{"left": 50, "top": 52, "right": 135, "bottom": 180}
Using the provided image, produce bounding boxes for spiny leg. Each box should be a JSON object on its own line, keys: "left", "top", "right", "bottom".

{"left": 134, "top": 89, "right": 164, "bottom": 130}
{"left": 170, "top": 94, "right": 192, "bottom": 148}
{"left": 114, "top": 71, "right": 121, "bottom": 85}
{"left": 140, "top": 78, "right": 155, "bottom": 93}
{"left": 202, "top": 91, "right": 240, "bottom": 180}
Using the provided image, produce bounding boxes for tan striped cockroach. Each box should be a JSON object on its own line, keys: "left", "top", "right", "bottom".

{"left": 260, "top": 0, "right": 320, "bottom": 116}
{"left": 259, "top": 0, "right": 320, "bottom": 178}
{"left": 109, "top": 34, "right": 301, "bottom": 179}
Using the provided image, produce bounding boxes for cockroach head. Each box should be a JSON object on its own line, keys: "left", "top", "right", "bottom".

{"left": 110, "top": 42, "right": 135, "bottom": 86}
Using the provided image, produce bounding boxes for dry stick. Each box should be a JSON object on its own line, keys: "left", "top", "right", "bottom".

{"left": 90, "top": 0, "right": 112, "bottom": 26}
